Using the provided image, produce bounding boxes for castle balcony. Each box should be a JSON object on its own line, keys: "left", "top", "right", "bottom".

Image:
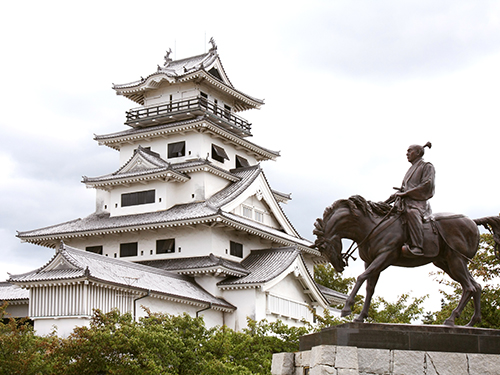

{"left": 125, "top": 96, "right": 252, "bottom": 136}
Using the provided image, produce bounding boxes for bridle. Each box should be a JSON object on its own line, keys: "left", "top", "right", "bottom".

{"left": 341, "top": 204, "right": 400, "bottom": 266}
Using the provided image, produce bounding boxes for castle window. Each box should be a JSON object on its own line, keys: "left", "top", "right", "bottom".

{"left": 224, "top": 104, "right": 231, "bottom": 119}
{"left": 86, "top": 245, "right": 103, "bottom": 254}
{"left": 236, "top": 155, "right": 250, "bottom": 168}
{"left": 156, "top": 239, "right": 175, "bottom": 254}
{"left": 255, "top": 210, "right": 264, "bottom": 223}
{"left": 200, "top": 91, "right": 208, "bottom": 103}
{"left": 120, "top": 242, "right": 138, "bottom": 257}
{"left": 212, "top": 144, "right": 229, "bottom": 163}
{"left": 242, "top": 206, "right": 252, "bottom": 219}
{"left": 168, "top": 141, "right": 185, "bottom": 158}
{"left": 121, "top": 190, "right": 155, "bottom": 207}
{"left": 230, "top": 241, "right": 243, "bottom": 258}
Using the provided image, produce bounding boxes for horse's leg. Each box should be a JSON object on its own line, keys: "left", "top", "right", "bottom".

{"left": 354, "top": 269, "right": 380, "bottom": 322}
{"left": 341, "top": 250, "right": 396, "bottom": 318}
{"left": 434, "top": 259, "right": 482, "bottom": 327}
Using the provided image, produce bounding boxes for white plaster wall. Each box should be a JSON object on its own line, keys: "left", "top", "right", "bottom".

{"left": 268, "top": 274, "right": 311, "bottom": 304}
{"left": 34, "top": 317, "right": 90, "bottom": 337}
{"left": 4, "top": 302, "right": 29, "bottom": 318}
{"left": 220, "top": 288, "right": 257, "bottom": 331}
{"left": 239, "top": 195, "right": 281, "bottom": 229}
{"left": 67, "top": 224, "right": 270, "bottom": 261}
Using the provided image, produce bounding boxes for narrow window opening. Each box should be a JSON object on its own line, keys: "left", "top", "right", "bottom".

{"left": 120, "top": 242, "right": 138, "bottom": 257}
{"left": 236, "top": 155, "right": 250, "bottom": 168}
{"left": 86, "top": 246, "right": 103, "bottom": 255}
{"left": 121, "top": 190, "right": 155, "bottom": 207}
{"left": 168, "top": 141, "right": 186, "bottom": 158}
{"left": 211, "top": 144, "right": 229, "bottom": 163}
{"left": 156, "top": 239, "right": 175, "bottom": 254}
{"left": 230, "top": 241, "right": 243, "bottom": 258}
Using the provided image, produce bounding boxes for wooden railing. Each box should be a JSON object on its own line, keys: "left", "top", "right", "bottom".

{"left": 125, "top": 97, "right": 252, "bottom": 134}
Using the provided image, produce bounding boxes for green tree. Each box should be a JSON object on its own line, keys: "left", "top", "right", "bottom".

{"left": 0, "top": 303, "right": 60, "bottom": 375}
{"left": 424, "top": 233, "right": 500, "bottom": 328}
{"left": 314, "top": 263, "right": 427, "bottom": 325}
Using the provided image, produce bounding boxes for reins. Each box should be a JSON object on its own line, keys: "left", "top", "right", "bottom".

{"left": 341, "top": 204, "right": 400, "bottom": 265}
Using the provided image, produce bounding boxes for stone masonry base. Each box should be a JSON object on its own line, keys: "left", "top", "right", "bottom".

{"left": 271, "top": 345, "right": 500, "bottom": 375}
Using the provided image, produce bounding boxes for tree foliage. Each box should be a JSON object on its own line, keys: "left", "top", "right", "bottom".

{"left": 0, "top": 307, "right": 309, "bottom": 375}
{"left": 313, "top": 263, "right": 428, "bottom": 325}
{"left": 423, "top": 233, "right": 500, "bottom": 328}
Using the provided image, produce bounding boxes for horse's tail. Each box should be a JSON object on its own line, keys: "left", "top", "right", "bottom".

{"left": 474, "top": 216, "right": 500, "bottom": 260}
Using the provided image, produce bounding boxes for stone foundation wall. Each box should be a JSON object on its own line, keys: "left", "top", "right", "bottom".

{"left": 272, "top": 345, "right": 500, "bottom": 375}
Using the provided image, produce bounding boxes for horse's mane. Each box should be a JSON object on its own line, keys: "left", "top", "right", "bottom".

{"left": 324, "top": 195, "right": 392, "bottom": 221}
{"left": 313, "top": 195, "right": 392, "bottom": 246}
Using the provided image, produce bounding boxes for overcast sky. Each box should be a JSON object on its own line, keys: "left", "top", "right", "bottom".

{"left": 1, "top": 0, "right": 499, "bottom": 313}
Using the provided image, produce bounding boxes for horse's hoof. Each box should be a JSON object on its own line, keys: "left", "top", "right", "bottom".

{"left": 341, "top": 309, "right": 351, "bottom": 318}
{"left": 443, "top": 320, "right": 454, "bottom": 327}
{"left": 353, "top": 317, "right": 365, "bottom": 323}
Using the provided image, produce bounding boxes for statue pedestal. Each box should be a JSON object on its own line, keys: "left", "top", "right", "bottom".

{"left": 300, "top": 322, "right": 500, "bottom": 354}
{"left": 272, "top": 323, "right": 500, "bottom": 375}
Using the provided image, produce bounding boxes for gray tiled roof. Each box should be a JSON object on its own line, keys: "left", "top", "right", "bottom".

{"left": 93, "top": 116, "right": 279, "bottom": 158}
{"left": 9, "top": 244, "right": 234, "bottom": 310}
{"left": 316, "top": 284, "right": 348, "bottom": 302}
{"left": 112, "top": 51, "right": 263, "bottom": 107}
{"left": 218, "top": 247, "right": 300, "bottom": 286}
{"left": 0, "top": 282, "right": 29, "bottom": 301}
{"left": 139, "top": 254, "right": 249, "bottom": 276}
{"left": 18, "top": 166, "right": 261, "bottom": 239}
{"left": 83, "top": 146, "right": 188, "bottom": 184}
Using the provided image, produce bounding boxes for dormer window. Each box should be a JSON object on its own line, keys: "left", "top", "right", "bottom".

{"left": 236, "top": 155, "right": 250, "bottom": 168}
{"left": 168, "top": 141, "right": 185, "bottom": 158}
{"left": 212, "top": 144, "right": 229, "bottom": 163}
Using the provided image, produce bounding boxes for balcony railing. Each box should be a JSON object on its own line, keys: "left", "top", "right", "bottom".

{"left": 125, "top": 97, "right": 252, "bottom": 135}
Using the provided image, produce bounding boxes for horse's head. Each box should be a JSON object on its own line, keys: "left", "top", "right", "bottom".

{"left": 311, "top": 199, "right": 357, "bottom": 273}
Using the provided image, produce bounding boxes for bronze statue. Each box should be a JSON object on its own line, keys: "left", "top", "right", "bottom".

{"left": 312, "top": 145, "right": 500, "bottom": 327}
{"left": 387, "top": 142, "right": 434, "bottom": 257}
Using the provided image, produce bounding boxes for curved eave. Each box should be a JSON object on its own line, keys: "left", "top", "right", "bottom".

{"left": 176, "top": 164, "right": 240, "bottom": 183}
{"left": 176, "top": 267, "right": 248, "bottom": 278}
{"left": 114, "top": 70, "right": 263, "bottom": 111}
{"left": 18, "top": 214, "right": 319, "bottom": 257}
{"left": 83, "top": 170, "right": 190, "bottom": 190}
{"left": 17, "top": 215, "right": 222, "bottom": 249}
{"left": 95, "top": 119, "right": 280, "bottom": 161}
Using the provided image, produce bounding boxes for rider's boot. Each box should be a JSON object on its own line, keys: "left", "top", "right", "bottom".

{"left": 402, "top": 244, "right": 424, "bottom": 257}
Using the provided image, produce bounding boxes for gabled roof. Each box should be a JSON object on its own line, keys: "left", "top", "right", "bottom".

{"left": 112, "top": 48, "right": 263, "bottom": 111}
{"left": 82, "top": 146, "right": 189, "bottom": 188}
{"left": 93, "top": 116, "right": 280, "bottom": 161}
{"left": 218, "top": 247, "right": 300, "bottom": 287}
{"left": 18, "top": 166, "right": 318, "bottom": 255}
{"left": 9, "top": 244, "right": 235, "bottom": 312}
{"left": 217, "top": 247, "right": 331, "bottom": 308}
{"left": 82, "top": 146, "right": 241, "bottom": 189}
{"left": 139, "top": 254, "right": 249, "bottom": 277}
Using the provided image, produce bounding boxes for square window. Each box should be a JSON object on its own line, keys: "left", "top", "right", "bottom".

{"left": 230, "top": 241, "right": 243, "bottom": 258}
{"left": 242, "top": 206, "right": 252, "bottom": 218}
{"left": 168, "top": 141, "right": 186, "bottom": 158}
{"left": 156, "top": 239, "right": 175, "bottom": 254}
{"left": 212, "top": 144, "right": 229, "bottom": 163}
{"left": 120, "top": 242, "right": 138, "bottom": 257}
{"left": 86, "top": 245, "right": 103, "bottom": 254}
{"left": 235, "top": 155, "right": 250, "bottom": 168}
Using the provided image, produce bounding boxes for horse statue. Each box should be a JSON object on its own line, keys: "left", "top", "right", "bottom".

{"left": 312, "top": 195, "right": 500, "bottom": 326}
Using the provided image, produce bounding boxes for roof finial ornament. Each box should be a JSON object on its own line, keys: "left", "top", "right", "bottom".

{"left": 164, "top": 48, "right": 172, "bottom": 66}
{"left": 209, "top": 37, "right": 217, "bottom": 53}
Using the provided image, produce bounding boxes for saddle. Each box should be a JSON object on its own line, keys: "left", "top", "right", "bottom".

{"left": 413, "top": 213, "right": 466, "bottom": 258}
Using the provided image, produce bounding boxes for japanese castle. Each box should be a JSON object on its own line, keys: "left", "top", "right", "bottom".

{"left": 1, "top": 41, "right": 345, "bottom": 336}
